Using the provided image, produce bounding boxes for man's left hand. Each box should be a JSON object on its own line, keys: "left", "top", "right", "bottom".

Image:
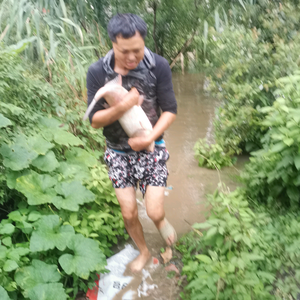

{"left": 128, "top": 136, "right": 153, "bottom": 152}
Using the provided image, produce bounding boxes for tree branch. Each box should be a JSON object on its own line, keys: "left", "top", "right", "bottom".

{"left": 152, "top": 1, "right": 159, "bottom": 54}
{"left": 170, "top": 31, "right": 197, "bottom": 69}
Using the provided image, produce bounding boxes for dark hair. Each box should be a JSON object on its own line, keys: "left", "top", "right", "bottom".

{"left": 107, "top": 13, "right": 147, "bottom": 42}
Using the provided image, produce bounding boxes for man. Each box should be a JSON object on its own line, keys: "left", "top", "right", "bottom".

{"left": 86, "top": 13, "right": 177, "bottom": 273}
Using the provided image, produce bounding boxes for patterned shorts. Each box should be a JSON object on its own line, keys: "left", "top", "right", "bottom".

{"left": 104, "top": 146, "right": 170, "bottom": 195}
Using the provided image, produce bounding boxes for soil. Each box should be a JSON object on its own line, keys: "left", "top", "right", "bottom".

{"left": 81, "top": 74, "right": 248, "bottom": 300}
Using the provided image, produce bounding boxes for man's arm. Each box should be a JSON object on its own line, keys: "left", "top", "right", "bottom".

{"left": 91, "top": 87, "right": 140, "bottom": 128}
{"left": 86, "top": 63, "right": 140, "bottom": 129}
{"left": 128, "top": 111, "right": 176, "bottom": 151}
{"left": 128, "top": 55, "right": 177, "bottom": 151}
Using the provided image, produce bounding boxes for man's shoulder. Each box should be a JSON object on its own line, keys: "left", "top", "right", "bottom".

{"left": 88, "top": 58, "right": 105, "bottom": 74}
{"left": 152, "top": 53, "right": 170, "bottom": 78}
{"left": 153, "top": 53, "right": 169, "bottom": 67}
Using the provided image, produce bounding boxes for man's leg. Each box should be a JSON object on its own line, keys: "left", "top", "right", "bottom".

{"left": 145, "top": 186, "right": 176, "bottom": 246}
{"left": 114, "top": 187, "right": 151, "bottom": 272}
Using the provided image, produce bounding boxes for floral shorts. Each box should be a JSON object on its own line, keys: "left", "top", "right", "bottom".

{"left": 104, "top": 146, "right": 170, "bottom": 195}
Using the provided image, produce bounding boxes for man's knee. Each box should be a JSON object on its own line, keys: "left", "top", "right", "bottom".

{"left": 147, "top": 208, "right": 164, "bottom": 224}
{"left": 122, "top": 208, "right": 138, "bottom": 225}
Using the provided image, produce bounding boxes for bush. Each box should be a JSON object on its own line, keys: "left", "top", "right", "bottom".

{"left": 242, "top": 71, "right": 300, "bottom": 209}
{"left": 194, "top": 138, "right": 235, "bottom": 169}
{"left": 0, "top": 45, "right": 126, "bottom": 299}
{"left": 177, "top": 187, "right": 300, "bottom": 300}
{"left": 195, "top": 2, "right": 300, "bottom": 159}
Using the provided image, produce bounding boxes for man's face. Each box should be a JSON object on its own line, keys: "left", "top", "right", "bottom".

{"left": 112, "top": 32, "right": 145, "bottom": 71}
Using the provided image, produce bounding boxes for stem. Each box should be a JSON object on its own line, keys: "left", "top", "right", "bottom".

{"left": 152, "top": 0, "right": 159, "bottom": 54}
{"left": 48, "top": 205, "right": 56, "bottom": 215}
{"left": 216, "top": 278, "right": 220, "bottom": 300}
{"left": 170, "top": 31, "right": 197, "bottom": 69}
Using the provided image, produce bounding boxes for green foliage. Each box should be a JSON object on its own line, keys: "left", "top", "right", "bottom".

{"left": 242, "top": 71, "right": 300, "bottom": 208}
{"left": 194, "top": 138, "right": 235, "bottom": 169}
{"left": 195, "top": 1, "right": 300, "bottom": 161}
{"left": 177, "top": 187, "right": 300, "bottom": 300}
{"left": 187, "top": 4, "right": 300, "bottom": 296}
{"left": 0, "top": 23, "right": 124, "bottom": 300}
{"left": 58, "top": 234, "right": 106, "bottom": 279}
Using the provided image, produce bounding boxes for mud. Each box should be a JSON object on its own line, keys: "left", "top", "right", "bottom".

{"left": 86, "top": 74, "right": 248, "bottom": 300}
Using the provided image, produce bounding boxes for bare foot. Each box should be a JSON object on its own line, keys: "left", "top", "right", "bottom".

{"left": 158, "top": 219, "right": 177, "bottom": 246}
{"left": 130, "top": 250, "right": 152, "bottom": 273}
{"left": 165, "top": 233, "right": 176, "bottom": 246}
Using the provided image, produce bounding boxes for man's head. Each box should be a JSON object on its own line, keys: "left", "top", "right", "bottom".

{"left": 107, "top": 14, "right": 147, "bottom": 71}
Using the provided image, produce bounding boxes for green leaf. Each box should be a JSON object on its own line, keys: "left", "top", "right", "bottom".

{"left": 54, "top": 131, "right": 83, "bottom": 146}
{"left": 15, "top": 172, "right": 58, "bottom": 205}
{"left": 257, "top": 271, "right": 275, "bottom": 282}
{"left": 27, "top": 135, "right": 54, "bottom": 155}
{"left": 0, "top": 113, "right": 12, "bottom": 128}
{"left": 214, "top": 10, "right": 219, "bottom": 32}
{"left": 193, "top": 222, "right": 211, "bottom": 229}
{"left": 0, "top": 103, "right": 24, "bottom": 116}
{"left": 0, "top": 223, "right": 15, "bottom": 235}
{"left": 195, "top": 254, "right": 212, "bottom": 264}
{"left": 0, "top": 144, "right": 38, "bottom": 171}
{"left": 13, "top": 246, "right": 30, "bottom": 257}
{"left": 198, "top": 156, "right": 205, "bottom": 166}
{"left": 287, "top": 187, "right": 299, "bottom": 202}
{"left": 270, "top": 142, "right": 286, "bottom": 153}
{"left": 31, "top": 151, "right": 59, "bottom": 172}
{"left": 0, "top": 286, "right": 12, "bottom": 300}
{"left": 238, "top": 0, "right": 246, "bottom": 11}
{"left": 283, "top": 138, "right": 294, "bottom": 146}
{"left": 56, "top": 162, "right": 90, "bottom": 181}
{"left": 52, "top": 181, "right": 95, "bottom": 211}
{"left": 4, "top": 259, "right": 19, "bottom": 272}
{"left": 30, "top": 215, "right": 75, "bottom": 252}
{"left": 0, "top": 245, "right": 7, "bottom": 259}
{"left": 203, "top": 21, "right": 208, "bottom": 56}
{"left": 206, "top": 227, "right": 218, "bottom": 237}
{"left": 6, "top": 169, "right": 31, "bottom": 189}
{"left": 38, "top": 117, "right": 63, "bottom": 130}
{"left": 60, "top": 0, "right": 67, "bottom": 18}
{"left": 65, "top": 148, "right": 98, "bottom": 167}
{"left": 8, "top": 211, "right": 25, "bottom": 222}
{"left": 7, "top": 37, "right": 37, "bottom": 54}
{"left": 59, "top": 234, "right": 106, "bottom": 279}
{"left": 15, "top": 260, "right": 64, "bottom": 299}
{"left": 28, "top": 211, "right": 42, "bottom": 222}
{"left": 294, "top": 155, "right": 300, "bottom": 170}
{"left": 60, "top": 18, "right": 83, "bottom": 45}
{"left": 2, "top": 237, "right": 12, "bottom": 247}
{"left": 243, "top": 253, "right": 264, "bottom": 261}
{"left": 28, "top": 283, "right": 67, "bottom": 300}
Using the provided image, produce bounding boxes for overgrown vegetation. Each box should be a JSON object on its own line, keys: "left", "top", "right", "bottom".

{"left": 194, "top": 1, "right": 300, "bottom": 165}
{"left": 180, "top": 1, "right": 300, "bottom": 299}
{"left": 2, "top": 0, "right": 300, "bottom": 299}
{"left": 0, "top": 43, "right": 129, "bottom": 300}
{"left": 0, "top": 1, "right": 130, "bottom": 299}
{"left": 177, "top": 186, "right": 300, "bottom": 300}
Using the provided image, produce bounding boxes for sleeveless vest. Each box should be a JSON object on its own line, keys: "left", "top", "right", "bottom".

{"left": 101, "top": 47, "right": 162, "bottom": 151}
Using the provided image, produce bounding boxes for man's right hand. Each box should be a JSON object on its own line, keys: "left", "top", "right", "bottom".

{"left": 120, "top": 87, "right": 140, "bottom": 110}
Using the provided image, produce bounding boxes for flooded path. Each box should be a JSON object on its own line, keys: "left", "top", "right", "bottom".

{"left": 109, "top": 74, "right": 247, "bottom": 300}
{"left": 163, "top": 73, "right": 246, "bottom": 236}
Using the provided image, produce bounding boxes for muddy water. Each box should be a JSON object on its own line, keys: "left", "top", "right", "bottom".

{"left": 109, "top": 74, "right": 247, "bottom": 300}
{"left": 163, "top": 73, "right": 246, "bottom": 237}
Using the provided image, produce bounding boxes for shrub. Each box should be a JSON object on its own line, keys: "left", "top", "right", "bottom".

{"left": 242, "top": 71, "right": 300, "bottom": 209}
{"left": 177, "top": 187, "right": 300, "bottom": 300}
{"left": 0, "top": 44, "right": 125, "bottom": 300}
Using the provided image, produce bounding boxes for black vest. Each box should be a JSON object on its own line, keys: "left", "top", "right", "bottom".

{"left": 101, "top": 48, "right": 162, "bottom": 151}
